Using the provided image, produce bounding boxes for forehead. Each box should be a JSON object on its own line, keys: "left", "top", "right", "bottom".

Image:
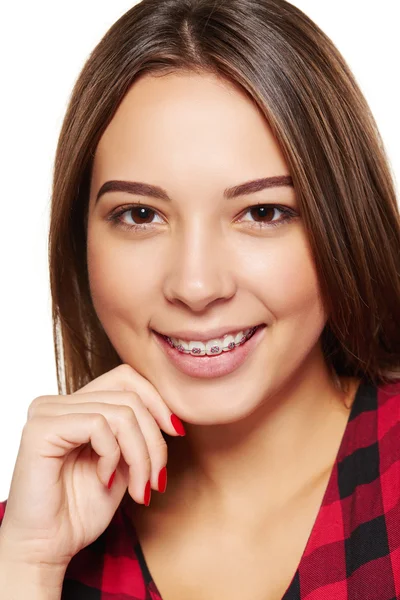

{"left": 91, "top": 72, "right": 290, "bottom": 199}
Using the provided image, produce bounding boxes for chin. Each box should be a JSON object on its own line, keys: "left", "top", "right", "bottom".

{"left": 162, "top": 381, "right": 269, "bottom": 426}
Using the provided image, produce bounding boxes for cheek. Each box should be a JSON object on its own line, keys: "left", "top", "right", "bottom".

{"left": 269, "top": 238, "right": 327, "bottom": 339}
{"left": 272, "top": 249, "right": 322, "bottom": 316}
{"left": 237, "top": 229, "right": 324, "bottom": 322}
{"left": 86, "top": 234, "right": 158, "bottom": 328}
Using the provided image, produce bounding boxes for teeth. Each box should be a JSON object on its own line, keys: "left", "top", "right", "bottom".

{"left": 205, "top": 340, "right": 223, "bottom": 355}
{"left": 177, "top": 339, "right": 190, "bottom": 352}
{"left": 167, "top": 326, "right": 258, "bottom": 356}
{"left": 222, "top": 334, "right": 235, "bottom": 352}
{"left": 235, "top": 331, "right": 247, "bottom": 345}
{"left": 188, "top": 341, "right": 206, "bottom": 356}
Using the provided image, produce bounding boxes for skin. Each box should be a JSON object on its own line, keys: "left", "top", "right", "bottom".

{"left": 86, "top": 71, "right": 360, "bottom": 568}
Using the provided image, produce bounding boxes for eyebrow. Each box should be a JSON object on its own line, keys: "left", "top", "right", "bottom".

{"left": 95, "top": 174, "right": 293, "bottom": 204}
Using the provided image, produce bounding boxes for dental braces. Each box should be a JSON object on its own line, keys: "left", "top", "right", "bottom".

{"left": 165, "top": 325, "right": 259, "bottom": 355}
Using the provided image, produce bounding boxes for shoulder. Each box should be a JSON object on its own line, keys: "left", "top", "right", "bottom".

{"left": 348, "top": 379, "right": 400, "bottom": 494}
{"left": 350, "top": 378, "right": 400, "bottom": 446}
{"left": 335, "top": 379, "right": 400, "bottom": 501}
{"left": 346, "top": 380, "right": 400, "bottom": 579}
{"left": 375, "top": 380, "right": 400, "bottom": 466}
{"left": 376, "top": 379, "right": 400, "bottom": 418}
{"left": 348, "top": 378, "right": 400, "bottom": 427}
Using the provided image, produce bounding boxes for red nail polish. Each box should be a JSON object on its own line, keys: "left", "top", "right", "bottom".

{"left": 144, "top": 480, "right": 151, "bottom": 506}
{"left": 144, "top": 481, "right": 151, "bottom": 506}
{"left": 107, "top": 470, "right": 116, "bottom": 489}
{"left": 171, "top": 414, "right": 186, "bottom": 436}
{"left": 158, "top": 466, "right": 167, "bottom": 493}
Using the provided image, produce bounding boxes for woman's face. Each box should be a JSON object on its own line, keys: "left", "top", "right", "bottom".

{"left": 87, "top": 72, "right": 327, "bottom": 424}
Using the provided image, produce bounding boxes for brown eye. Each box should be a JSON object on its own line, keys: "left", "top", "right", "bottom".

{"left": 248, "top": 206, "right": 277, "bottom": 222}
{"left": 238, "top": 204, "right": 297, "bottom": 230}
{"left": 129, "top": 206, "right": 156, "bottom": 224}
{"left": 106, "top": 203, "right": 165, "bottom": 231}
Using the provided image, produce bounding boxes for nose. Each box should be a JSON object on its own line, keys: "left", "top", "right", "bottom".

{"left": 163, "top": 224, "right": 236, "bottom": 312}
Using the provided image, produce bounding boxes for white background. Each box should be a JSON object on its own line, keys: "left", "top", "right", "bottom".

{"left": 0, "top": 1, "right": 399, "bottom": 500}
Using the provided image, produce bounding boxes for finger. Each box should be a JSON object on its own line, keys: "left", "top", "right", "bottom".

{"left": 30, "top": 400, "right": 164, "bottom": 499}
{"left": 23, "top": 413, "right": 121, "bottom": 490}
{"left": 32, "top": 399, "right": 168, "bottom": 494}
{"left": 29, "top": 391, "right": 167, "bottom": 496}
{"left": 75, "top": 364, "right": 185, "bottom": 437}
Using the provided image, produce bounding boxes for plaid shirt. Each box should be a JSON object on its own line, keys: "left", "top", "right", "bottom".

{"left": 1, "top": 378, "right": 400, "bottom": 599}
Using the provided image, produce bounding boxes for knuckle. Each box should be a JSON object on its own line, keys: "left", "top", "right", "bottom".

{"left": 117, "top": 363, "right": 134, "bottom": 379}
{"left": 143, "top": 452, "right": 152, "bottom": 470}
{"left": 91, "top": 412, "right": 108, "bottom": 429}
{"left": 117, "top": 404, "right": 138, "bottom": 424}
{"left": 150, "top": 439, "right": 168, "bottom": 466}
{"left": 123, "top": 391, "right": 141, "bottom": 406}
{"left": 27, "top": 396, "right": 47, "bottom": 420}
{"left": 151, "top": 435, "right": 168, "bottom": 454}
{"left": 110, "top": 442, "right": 120, "bottom": 458}
{"left": 132, "top": 445, "right": 151, "bottom": 470}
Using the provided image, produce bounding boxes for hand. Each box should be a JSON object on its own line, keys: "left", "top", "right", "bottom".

{"left": 0, "top": 364, "right": 184, "bottom": 571}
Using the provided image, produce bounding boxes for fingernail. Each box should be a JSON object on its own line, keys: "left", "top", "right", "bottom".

{"left": 144, "top": 480, "right": 151, "bottom": 506}
{"left": 158, "top": 466, "right": 167, "bottom": 493}
{"left": 107, "top": 470, "right": 116, "bottom": 490}
{"left": 171, "top": 414, "right": 186, "bottom": 436}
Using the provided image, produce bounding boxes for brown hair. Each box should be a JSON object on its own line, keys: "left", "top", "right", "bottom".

{"left": 49, "top": 0, "right": 400, "bottom": 396}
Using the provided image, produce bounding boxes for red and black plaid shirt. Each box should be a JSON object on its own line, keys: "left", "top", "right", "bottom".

{"left": 1, "top": 378, "right": 400, "bottom": 598}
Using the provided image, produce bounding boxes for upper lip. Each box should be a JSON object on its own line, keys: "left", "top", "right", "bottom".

{"left": 154, "top": 323, "right": 264, "bottom": 342}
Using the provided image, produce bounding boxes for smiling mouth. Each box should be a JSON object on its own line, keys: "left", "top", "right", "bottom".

{"left": 160, "top": 324, "right": 264, "bottom": 357}
{"left": 153, "top": 323, "right": 266, "bottom": 378}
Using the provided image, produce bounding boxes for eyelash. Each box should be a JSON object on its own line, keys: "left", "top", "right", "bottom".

{"left": 105, "top": 203, "right": 297, "bottom": 232}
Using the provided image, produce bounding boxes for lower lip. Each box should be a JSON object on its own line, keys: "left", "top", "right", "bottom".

{"left": 153, "top": 325, "right": 266, "bottom": 379}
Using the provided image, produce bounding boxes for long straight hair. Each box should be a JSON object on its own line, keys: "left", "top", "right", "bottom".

{"left": 49, "top": 0, "right": 400, "bottom": 396}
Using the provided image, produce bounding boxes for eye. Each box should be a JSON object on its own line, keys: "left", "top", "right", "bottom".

{"left": 237, "top": 204, "right": 297, "bottom": 229}
{"left": 106, "top": 204, "right": 165, "bottom": 231}
{"left": 105, "top": 202, "right": 298, "bottom": 233}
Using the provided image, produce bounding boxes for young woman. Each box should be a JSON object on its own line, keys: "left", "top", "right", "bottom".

{"left": 1, "top": 0, "right": 399, "bottom": 598}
